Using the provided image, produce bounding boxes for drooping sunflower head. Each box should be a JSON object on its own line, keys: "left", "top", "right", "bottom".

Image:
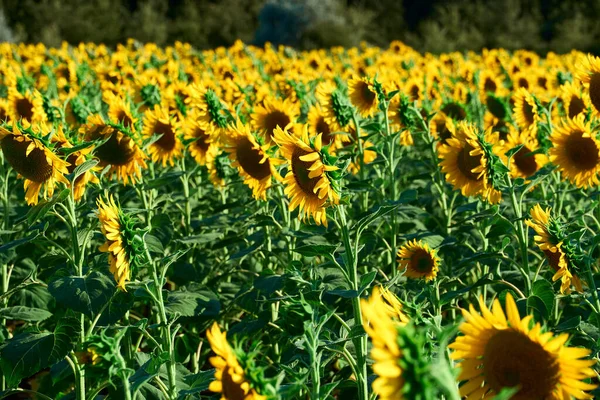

{"left": 549, "top": 114, "right": 600, "bottom": 188}
{"left": 251, "top": 97, "right": 298, "bottom": 145}
{"left": 97, "top": 195, "right": 144, "bottom": 291}
{"left": 7, "top": 88, "right": 47, "bottom": 124}
{"left": 397, "top": 239, "right": 440, "bottom": 281}
{"left": 576, "top": 54, "right": 600, "bottom": 117}
{"left": 81, "top": 114, "right": 147, "bottom": 185}
{"left": 206, "top": 323, "right": 267, "bottom": 400}
{"left": 503, "top": 126, "right": 547, "bottom": 180}
{"left": 316, "top": 81, "right": 354, "bottom": 131}
{"left": 184, "top": 110, "right": 217, "bottom": 166}
{"left": 206, "top": 147, "right": 230, "bottom": 188}
{"left": 525, "top": 204, "right": 583, "bottom": 294}
{"left": 437, "top": 122, "right": 503, "bottom": 204}
{"left": 187, "top": 83, "right": 230, "bottom": 134}
{"left": 512, "top": 87, "right": 539, "bottom": 131}
{"left": 273, "top": 125, "right": 340, "bottom": 227}
{"left": 142, "top": 105, "right": 183, "bottom": 167}
{"left": 449, "top": 293, "right": 596, "bottom": 399}
{"left": 0, "top": 123, "right": 69, "bottom": 205}
{"left": 222, "top": 120, "right": 280, "bottom": 200}
{"left": 348, "top": 76, "right": 379, "bottom": 118}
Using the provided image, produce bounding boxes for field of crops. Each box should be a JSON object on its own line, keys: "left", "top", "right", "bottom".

{"left": 0, "top": 39, "right": 599, "bottom": 399}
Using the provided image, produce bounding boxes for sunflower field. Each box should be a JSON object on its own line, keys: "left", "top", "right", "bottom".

{"left": 1, "top": 38, "right": 600, "bottom": 400}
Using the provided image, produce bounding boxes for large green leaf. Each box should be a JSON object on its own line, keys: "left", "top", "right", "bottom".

{"left": 0, "top": 316, "right": 79, "bottom": 388}
{"left": 48, "top": 271, "right": 115, "bottom": 317}
{"left": 165, "top": 289, "right": 220, "bottom": 317}
{"left": 0, "top": 306, "right": 52, "bottom": 322}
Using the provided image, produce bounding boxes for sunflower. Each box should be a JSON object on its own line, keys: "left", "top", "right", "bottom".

{"left": 430, "top": 112, "right": 455, "bottom": 147}
{"left": 81, "top": 114, "right": 147, "bottom": 185}
{"left": 361, "top": 285, "right": 409, "bottom": 400}
{"left": 512, "top": 87, "right": 539, "bottom": 131}
{"left": 449, "top": 292, "right": 596, "bottom": 399}
{"left": 187, "top": 83, "right": 230, "bottom": 135}
{"left": 0, "top": 123, "right": 69, "bottom": 205}
{"left": 273, "top": 125, "right": 340, "bottom": 226}
{"left": 142, "top": 105, "right": 183, "bottom": 167}
{"left": 184, "top": 110, "right": 217, "bottom": 166}
{"left": 437, "top": 122, "right": 502, "bottom": 204}
{"left": 251, "top": 97, "right": 298, "bottom": 145}
{"left": 525, "top": 204, "right": 583, "bottom": 294}
{"left": 560, "top": 81, "right": 590, "bottom": 120}
{"left": 549, "top": 114, "right": 600, "bottom": 188}
{"left": 97, "top": 195, "right": 141, "bottom": 291}
{"left": 342, "top": 120, "right": 377, "bottom": 175}
{"left": 316, "top": 81, "right": 354, "bottom": 131}
{"left": 576, "top": 54, "right": 600, "bottom": 116}
{"left": 222, "top": 120, "right": 280, "bottom": 200}
{"left": 307, "top": 105, "right": 341, "bottom": 150}
{"left": 397, "top": 239, "right": 440, "bottom": 281}
{"left": 7, "top": 88, "right": 47, "bottom": 124}
{"left": 206, "top": 147, "right": 229, "bottom": 188}
{"left": 348, "top": 76, "right": 379, "bottom": 117}
{"left": 503, "top": 126, "right": 547, "bottom": 180}
{"left": 206, "top": 323, "right": 266, "bottom": 400}
{"left": 106, "top": 93, "right": 138, "bottom": 132}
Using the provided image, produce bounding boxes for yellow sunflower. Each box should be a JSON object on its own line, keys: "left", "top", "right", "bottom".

{"left": 7, "top": 88, "right": 47, "bottom": 124}
{"left": 397, "top": 239, "right": 440, "bottom": 281}
{"left": 184, "top": 110, "right": 217, "bottom": 166}
{"left": 560, "top": 81, "right": 590, "bottom": 120}
{"left": 437, "top": 122, "right": 502, "bottom": 204}
{"left": 273, "top": 125, "right": 340, "bottom": 226}
{"left": 512, "top": 87, "right": 539, "bottom": 131}
{"left": 206, "top": 147, "right": 228, "bottom": 188}
{"left": 361, "top": 285, "right": 410, "bottom": 400}
{"left": 187, "top": 83, "right": 230, "bottom": 135}
{"left": 576, "top": 54, "right": 600, "bottom": 117}
{"left": 549, "top": 114, "right": 600, "bottom": 188}
{"left": 503, "top": 126, "right": 547, "bottom": 180}
{"left": 0, "top": 123, "right": 69, "bottom": 205}
{"left": 348, "top": 76, "right": 379, "bottom": 117}
{"left": 430, "top": 112, "right": 455, "bottom": 147}
{"left": 81, "top": 114, "right": 147, "bottom": 185}
{"left": 449, "top": 292, "right": 596, "bottom": 399}
{"left": 97, "top": 196, "right": 134, "bottom": 291}
{"left": 105, "top": 92, "right": 138, "bottom": 132}
{"left": 307, "top": 105, "right": 341, "bottom": 150}
{"left": 525, "top": 204, "right": 583, "bottom": 294}
{"left": 142, "top": 105, "right": 184, "bottom": 167}
{"left": 222, "top": 120, "right": 280, "bottom": 200}
{"left": 206, "top": 323, "right": 266, "bottom": 400}
{"left": 251, "top": 97, "right": 298, "bottom": 145}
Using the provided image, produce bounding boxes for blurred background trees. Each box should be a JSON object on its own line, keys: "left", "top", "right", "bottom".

{"left": 0, "top": 0, "right": 599, "bottom": 53}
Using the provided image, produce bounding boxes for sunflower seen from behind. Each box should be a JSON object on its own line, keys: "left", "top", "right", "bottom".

{"left": 550, "top": 114, "right": 600, "bottom": 188}
{"left": 206, "top": 322, "right": 266, "bottom": 400}
{"left": 97, "top": 195, "right": 143, "bottom": 291}
{"left": 223, "top": 120, "right": 281, "bottom": 200}
{"left": 0, "top": 123, "right": 69, "bottom": 205}
{"left": 273, "top": 125, "right": 340, "bottom": 226}
{"left": 449, "top": 292, "right": 596, "bottom": 399}
{"left": 525, "top": 204, "right": 583, "bottom": 294}
{"left": 142, "top": 105, "right": 183, "bottom": 167}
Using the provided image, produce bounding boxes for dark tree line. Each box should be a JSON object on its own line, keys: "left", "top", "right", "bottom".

{"left": 0, "top": 0, "right": 598, "bottom": 53}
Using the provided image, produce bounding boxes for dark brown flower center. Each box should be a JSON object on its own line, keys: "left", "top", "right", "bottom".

{"left": 442, "top": 102, "right": 467, "bottom": 121}
{"left": 192, "top": 128, "right": 210, "bottom": 152}
{"left": 15, "top": 97, "right": 34, "bottom": 121}
{"left": 483, "top": 330, "right": 559, "bottom": 400}
{"left": 568, "top": 95, "right": 586, "bottom": 119}
{"left": 457, "top": 143, "right": 482, "bottom": 181}
{"left": 563, "top": 130, "right": 599, "bottom": 171}
{"left": 513, "top": 146, "right": 538, "bottom": 177}
{"left": 316, "top": 117, "right": 334, "bottom": 145}
{"left": 409, "top": 249, "right": 434, "bottom": 274}
{"left": 152, "top": 121, "right": 176, "bottom": 152}
{"left": 95, "top": 132, "right": 136, "bottom": 166}
{"left": 1, "top": 135, "right": 53, "bottom": 183}
{"left": 263, "top": 111, "right": 291, "bottom": 139}
{"left": 291, "top": 148, "right": 320, "bottom": 197}
{"left": 357, "top": 81, "right": 376, "bottom": 106}
{"left": 484, "top": 77, "right": 497, "bottom": 93}
{"left": 221, "top": 366, "right": 247, "bottom": 400}
{"left": 236, "top": 137, "right": 271, "bottom": 180}
{"left": 589, "top": 73, "right": 600, "bottom": 115}
{"left": 114, "top": 109, "right": 134, "bottom": 129}
{"left": 522, "top": 101, "right": 535, "bottom": 126}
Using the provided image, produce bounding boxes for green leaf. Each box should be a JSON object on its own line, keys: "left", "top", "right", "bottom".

{"left": 165, "top": 290, "right": 220, "bottom": 317}
{"left": 144, "top": 234, "right": 164, "bottom": 254}
{"left": 293, "top": 244, "right": 338, "bottom": 258}
{"left": 526, "top": 295, "right": 549, "bottom": 321}
{"left": 48, "top": 271, "right": 115, "bottom": 317}
{"left": 0, "top": 306, "right": 52, "bottom": 322}
{"left": 180, "top": 369, "right": 215, "bottom": 396}
{"left": 69, "top": 159, "right": 98, "bottom": 182}
{"left": 26, "top": 189, "right": 70, "bottom": 225}
{"left": 555, "top": 316, "right": 581, "bottom": 332}
{"left": 530, "top": 279, "right": 554, "bottom": 320}
{"left": 0, "top": 316, "right": 79, "bottom": 388}
{"left": 358, "top": 270, "right": 377, "bottom": 296}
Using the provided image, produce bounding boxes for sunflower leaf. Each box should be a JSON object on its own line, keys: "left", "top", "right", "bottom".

{"left": 0, "top": 306, "right": 52, "bottom": 322}
{"left": 48, "top": 271, "right": 116, "bottom": 317}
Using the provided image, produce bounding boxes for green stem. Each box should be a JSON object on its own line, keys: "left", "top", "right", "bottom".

{"left": 584, "top": 259, "right": 600, "bottom": 326}
{"left": 383, "top": 100, "right": 399, "bottom": 276}
{"left": 336, "top": 205, "right": 368, "bottom": 400}
{"left": 507, "top": 175, "right": 531, "bottom": 294}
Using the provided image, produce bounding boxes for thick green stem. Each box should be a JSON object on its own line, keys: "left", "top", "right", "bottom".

{"left": 336, "top": 205, "right": 368, "bottom": 400}
{"left": 507, "top": 176, "right": 531, "bottom": 294}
